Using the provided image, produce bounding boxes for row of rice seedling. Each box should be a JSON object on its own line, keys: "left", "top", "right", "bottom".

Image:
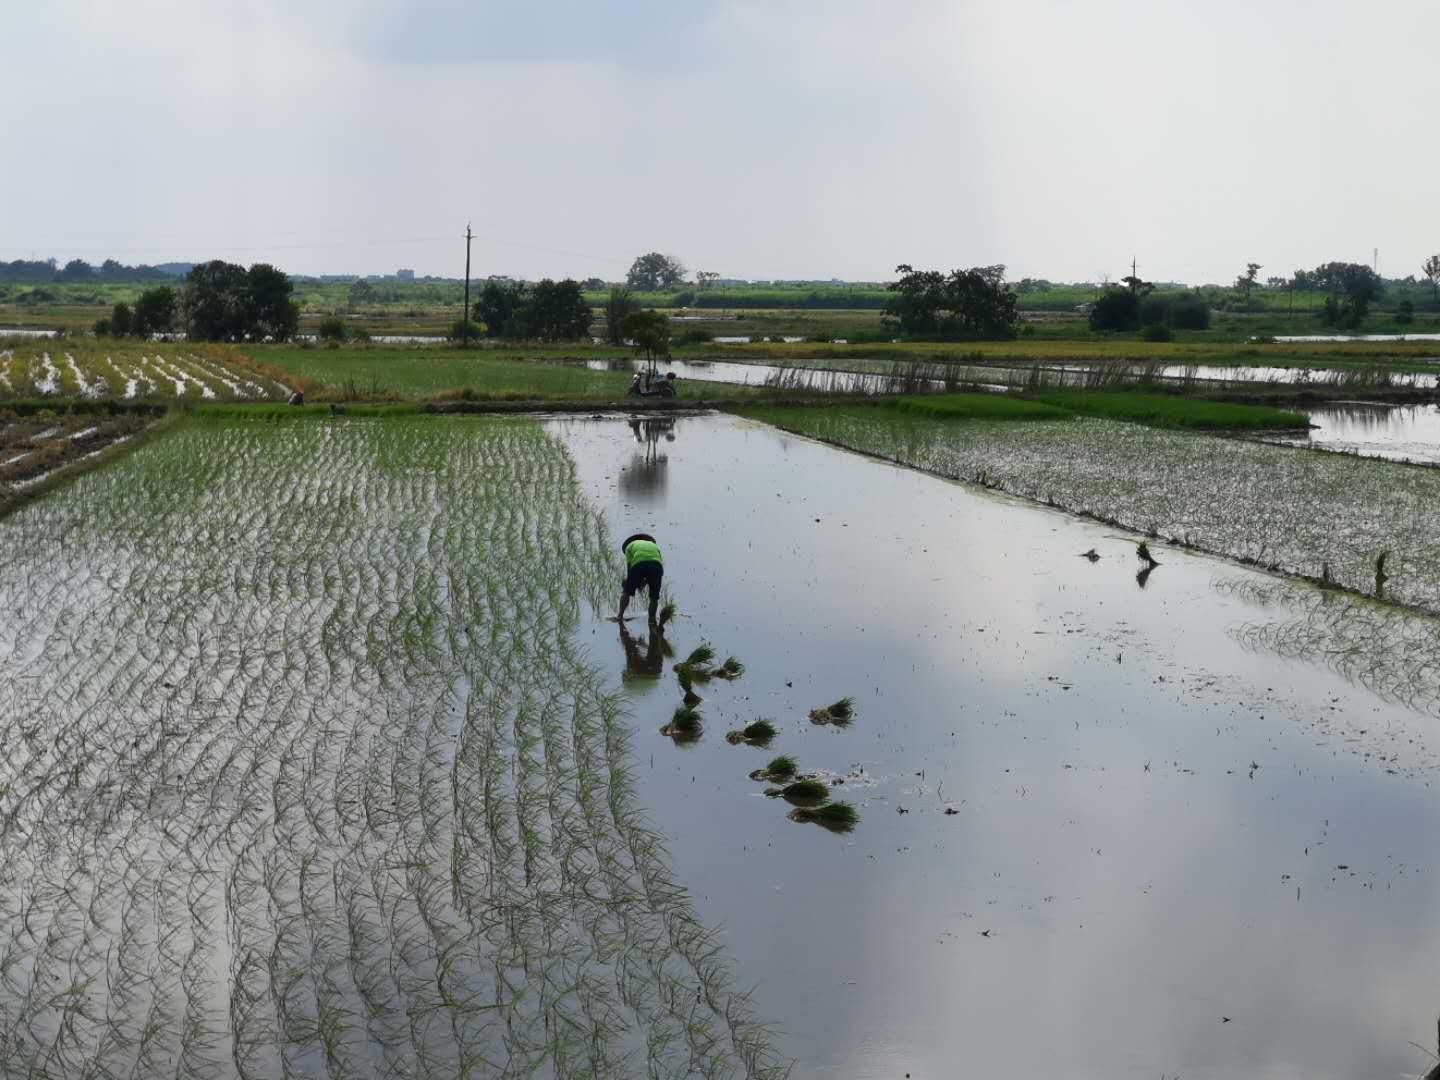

{"left": 0, "top": 344, "right": 291, "bottom": 402}
{"left": 736, "top": 404, "right": 1440, "bottom": 613}
{"left": 0, "top": 414, "right": 786, "bottom": 1077}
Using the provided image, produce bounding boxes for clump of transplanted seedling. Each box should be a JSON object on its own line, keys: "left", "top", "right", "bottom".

{"left": 712, "top": 656, "right": 745, "bottom": 680}
{"left": 765, "top": 777, "right": 830, "bottom": 804}
{"left": 660, "top": 704, "right": 703, "bottom": 743}
{"left": 1136, "top": 541, "right": 1159, "bottom": 567}
{"left": 789, "top": 801, "right": 860, "bottom": 833}
{"left": 807, "top": 696, "right": 855, "bottom": 726}
{"left": 749, "top": 754, "right": 799, "bottom": 782}
{"left": 725, "top": 719, "right": 776, "bottom": 746}
{"left": 1375, "top": 550, "right": 1390, "bottom": 598}
{"left": 657, "top": 600, "right": 677, "bottom": 629}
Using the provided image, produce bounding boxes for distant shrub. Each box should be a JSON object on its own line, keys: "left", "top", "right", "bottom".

{"left": 1088, "top": 289, "right": 1140, "bottom": 331}
{"left": 1165, "top": 292, "right": 1210, "bottom": 330}
{"left": 317, "top": 316, "right": 349, "bottom": 342}
{"left": 1140, "top": 323, "right": 1172, "bottom": 342}
{"left": 675, "top": 327, "right": 711, "bottom": 345}
{"left": 1395, "top": 299, "right": 1415, "bottom": 325}
{"left": 447, "top": 318, "right": 485, "bottom": 342}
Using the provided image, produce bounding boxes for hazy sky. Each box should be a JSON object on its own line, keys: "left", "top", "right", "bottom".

{"left": 6, "top": 1, "right": 1436, "bottom": 284}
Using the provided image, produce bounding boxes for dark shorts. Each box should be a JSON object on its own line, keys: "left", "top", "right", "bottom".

{"left": 622, "top": 560, "right": 663, "bottom": 598}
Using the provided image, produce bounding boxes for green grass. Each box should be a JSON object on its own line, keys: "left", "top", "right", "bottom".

{"left": 248, "top": 344, "right": 766, "bottom": 402}
{"left": 1026, "top": 391, "right": 1308, "bottom": 430}
{"left": 890, "top": 393, "right": 1072, "bottom": 422}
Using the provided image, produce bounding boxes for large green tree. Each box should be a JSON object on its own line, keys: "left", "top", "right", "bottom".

{"left": 605, "top": 286, "right": 641, "bottom": 345}
{"left": 183, "top": 261, "right": 298, "bottom": 342}
{"left": 1423, "top": 255, "right": 1440, "bottom": 305}
{"left": 882, "top": 264, "right": 1018, "bottom": 339}
{"left": 472, "top": 279, "right": 592, "bottom": 341}
{"left": 622, "top": 310, "right": 670, "bottom": 361}
{"left": 626, "top": 253, "right": 686, "bottom": 290}
{"left": 131, "top": 286, "right": 177, "bottom": 337}
{"left": 247, "top": 263, "right": 299, "bottom": 341}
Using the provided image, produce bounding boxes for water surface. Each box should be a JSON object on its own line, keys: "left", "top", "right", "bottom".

{"left": 551, "top": 413, "right": 1440, "bottom": 1080}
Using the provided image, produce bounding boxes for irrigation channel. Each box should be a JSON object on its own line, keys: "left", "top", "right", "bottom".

{"left": 0, "top": 412, "right": 1437, "bottom": 1077}
{"left": 550, "top": 413, "right": 1440, "bottom": 1079}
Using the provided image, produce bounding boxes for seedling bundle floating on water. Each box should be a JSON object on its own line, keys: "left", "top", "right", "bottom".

{"left": 725, "top": 718, "right": 775, "bottom": 745}
{"left": 807, "top": 697, "right": 855, "bottom": 726}
{"left": 712, "top": 656, "right": 745, "bottom": 680}
{"left": 749, "top": 754, "right": 798, "bottom": 782}
{"left": 660, "top": 704, "right": 703, "bottom": 742}
{"left": 673, "top": 643, "right": 716, "bottom": 682}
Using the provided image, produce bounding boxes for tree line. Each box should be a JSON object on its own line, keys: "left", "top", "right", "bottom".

{"left": 95, "top": 260, "right": 299, "bottom": 342}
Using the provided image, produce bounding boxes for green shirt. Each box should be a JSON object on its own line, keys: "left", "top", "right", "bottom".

{"left": 624, "top": 538, "right": 662, "bottom": 568}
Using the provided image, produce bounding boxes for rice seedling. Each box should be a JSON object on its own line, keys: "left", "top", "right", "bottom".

{"left": 0, "top": 413, "right": 786, "bottom": 1076}
{"left": 808, "top": 696, "right": 855, "bottom": 726}
{"left": 725, "top": 719, "right": 776, "bottom": 745}
{"left": 681, "top": 644, "right": 716, "bottom": 670}
{"left": 657, "top": 600, "right": 677, "bottom": 628}
{"left": 1137, "top": 541, "right": 1159, "bottom": 566}
{"left": 789, "top": 801, "right": 860, "bottom": 833}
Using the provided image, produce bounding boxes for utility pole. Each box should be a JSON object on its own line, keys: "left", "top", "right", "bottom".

{"left": 462, "top": 223, "right": 473, "bottom": 348}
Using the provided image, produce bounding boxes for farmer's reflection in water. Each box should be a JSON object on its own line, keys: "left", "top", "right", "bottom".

{"left": 618, "top": 623, "right": 669, "bottom": 686}
{"left": 618, "top": 418, "right": 676, "bottom": 501}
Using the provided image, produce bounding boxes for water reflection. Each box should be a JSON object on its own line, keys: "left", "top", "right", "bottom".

{"left": 618, "top": 622, "right": 670, "bottom": 684}
{"left": 617, "top": 417, "right": 675, "bottom": 499}
{"left": 1286, "top": 402, "right": 1440, "bottom": 464}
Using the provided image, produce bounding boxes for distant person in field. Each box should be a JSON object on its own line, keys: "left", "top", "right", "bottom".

{"left": 287, "top": 389, "right": 305, "bottom": 406}
{"left": 617, "top": 532, "right": 663, "bottom": 625}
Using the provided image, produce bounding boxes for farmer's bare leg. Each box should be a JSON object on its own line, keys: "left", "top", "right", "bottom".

{"left": 617, "top": 592, "right": 630, "bottom": 622}
{"left": 647, "top": 585, "right": 659, "bottom": 625}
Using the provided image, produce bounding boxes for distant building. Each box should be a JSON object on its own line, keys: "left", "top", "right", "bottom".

{"left": 396, "top": 268, "right": 415, "bottom": 281}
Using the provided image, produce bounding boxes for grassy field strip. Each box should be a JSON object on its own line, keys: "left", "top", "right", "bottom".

{"left": 737, "top": 405, "right": 1440, "bottom": 613}
{"left": 0, "top": 415, "right": 783, "bottom": 1078}
{"left": 0, "top": 351, "right": 12, "bottom": 393}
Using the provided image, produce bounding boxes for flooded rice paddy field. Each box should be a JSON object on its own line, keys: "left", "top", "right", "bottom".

{"left": 0, "top": 416, "right": 783, "bottom": 1079}
{"left": 2, "top": 412, "right": 1439, "bottom": 1077}
{"left": 739, "top": 405, "right": 1440, "bottom": 614}
{"left": 553, "top": 413, "right": 1440, "bottom": 1078}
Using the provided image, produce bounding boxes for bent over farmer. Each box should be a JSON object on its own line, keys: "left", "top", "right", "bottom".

{"left": 617, "top": 532, "right": 663, "bottom": 625}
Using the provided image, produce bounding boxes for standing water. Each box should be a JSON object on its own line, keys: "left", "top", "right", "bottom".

{"left": 550, "top": 413, "right": 1440, "bottom": 1080}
